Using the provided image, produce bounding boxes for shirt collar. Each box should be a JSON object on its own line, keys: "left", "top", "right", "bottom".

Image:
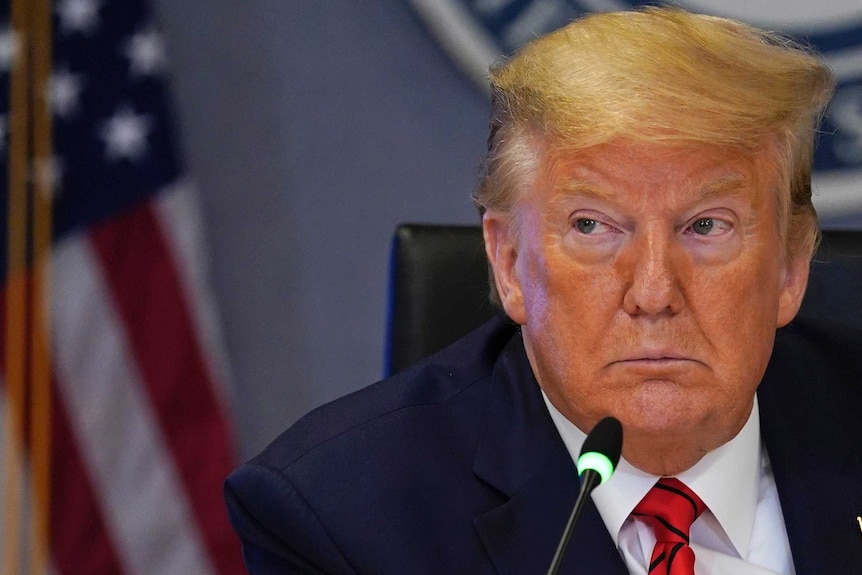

{"left": 542, "top": 392, "right": 761, "bottom": 558}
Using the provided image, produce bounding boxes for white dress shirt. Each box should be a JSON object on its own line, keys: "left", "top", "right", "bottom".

{"left": 543, "top": 394, "right": 796, "bottom": 574}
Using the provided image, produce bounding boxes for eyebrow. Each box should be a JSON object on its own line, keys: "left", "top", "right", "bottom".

{"left": 695, "top": 175, "right": 750, "bottom": 200}
{"left": 551, "top": 173, "right": 751, "bottom": 206}
{"left": 550, "top": 180, "right": 616, "bottom": 205}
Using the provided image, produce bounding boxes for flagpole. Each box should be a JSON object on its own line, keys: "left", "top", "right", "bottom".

{"left": 30, "top": 0, "right": 54, "bottom": 572}
{"left": 2, "top": 0, "right": 31, "bottom": 573}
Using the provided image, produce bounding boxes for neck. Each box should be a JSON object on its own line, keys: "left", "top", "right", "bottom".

{"left": 621, "top": 425, "right": 741, "bottom": 476}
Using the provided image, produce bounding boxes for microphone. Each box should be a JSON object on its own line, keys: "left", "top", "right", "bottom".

{"left": 546, "top": 416, "right": 623, "bottom": 575}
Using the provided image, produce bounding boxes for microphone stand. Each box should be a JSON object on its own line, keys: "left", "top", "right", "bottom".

{"left": 545, "top": 469, "right": 600, "bottom": 575}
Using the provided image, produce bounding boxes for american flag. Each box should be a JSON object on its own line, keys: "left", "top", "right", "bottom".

{"left": 0, "top": 0, "right": 242, "bottom": 573}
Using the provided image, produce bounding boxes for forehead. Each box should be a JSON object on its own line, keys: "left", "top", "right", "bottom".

{"left": 535, "top": 139, "right": 779, "bottom": 207}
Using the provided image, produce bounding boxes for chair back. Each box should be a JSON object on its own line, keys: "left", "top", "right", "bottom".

{"left": 384, "top": 224, "right": 494, "bottom": 376}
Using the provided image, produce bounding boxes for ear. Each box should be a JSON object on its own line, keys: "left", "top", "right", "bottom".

{"left": 482, "top": 212, "right": 527, "bottom": 325}
{"left": 775, "top": 252, "right": 811, "bottom": 328}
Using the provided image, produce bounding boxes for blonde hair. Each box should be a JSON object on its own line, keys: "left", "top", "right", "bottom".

{"left": 475, "top": 7, "right": 834, "bottom": 302}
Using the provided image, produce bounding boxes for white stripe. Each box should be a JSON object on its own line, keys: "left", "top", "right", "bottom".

{"left": 408, "top": 0, "right": 501, "bottom": 93}
{"left": 51, "top": 235, "right": 217, "bottom": 575}
{"left": 153, "top": 178, "right": 235, "bottom": 414}
{"left": 813, "top": 170, "right": 862, "bottom": 216}
{"left": 501, "top": 0, "right": 567, "bottom": 49}
{"left": 827, "top": 45, "right": 862, "bottom": 79}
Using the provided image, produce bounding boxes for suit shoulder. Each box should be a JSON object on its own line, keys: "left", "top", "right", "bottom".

{"left": 774, "top": 317, "right": 862, "bottom": 377}
{"left": 244, "top": 314, "right": 519, "bottom": 473}
{"left": 766, "top": 316, "right": 862, "bottom": 410}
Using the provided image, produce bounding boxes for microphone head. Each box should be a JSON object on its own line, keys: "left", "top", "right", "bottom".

{"left": 576, "top": 416, "right": 623, "bottom": 486}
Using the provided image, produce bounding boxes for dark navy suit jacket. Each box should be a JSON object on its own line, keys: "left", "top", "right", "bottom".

{"left": 225, "top": 314, "right": 862, "bottom": 574}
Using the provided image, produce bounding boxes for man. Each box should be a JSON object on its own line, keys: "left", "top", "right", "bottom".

{"left": 225, "top": 7, "right": 862, "bottom": 574}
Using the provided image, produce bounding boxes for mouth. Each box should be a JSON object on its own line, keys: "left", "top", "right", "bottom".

{"left": 617, "top": 358, "right": 694, "bottom": 369}
{"left": 620, "top": 350, "right": 690, "bottom": 362}
{"left": 608, "top": 349, "right": 702, "bottom": 369}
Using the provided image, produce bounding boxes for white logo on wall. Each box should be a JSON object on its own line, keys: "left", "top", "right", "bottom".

{"left": 409, "top": 0, "right": 862, "bottom": 218}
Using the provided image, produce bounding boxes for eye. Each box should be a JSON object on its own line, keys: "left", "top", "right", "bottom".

{"left": 574, "top": 217, "right": 615, "bottom": 235}
{"left": 692, "top": 218, "right": 714, "bottom": 235}
{"left": 575, "top": 218, "right": 598, "bottom": 233}
{"left": 687, "top": 217, "right": 731, "bottom": 237}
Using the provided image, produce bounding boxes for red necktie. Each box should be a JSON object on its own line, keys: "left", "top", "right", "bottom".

{"left": 631, "top": 478, "right": 706, "bottom": 575}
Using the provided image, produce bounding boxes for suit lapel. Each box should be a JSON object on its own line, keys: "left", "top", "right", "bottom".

{"left": 471, "top": 333, "right": 628, "bottom": 575}
{"left": 758, "top": 323, "right": 862, "bottom": 575}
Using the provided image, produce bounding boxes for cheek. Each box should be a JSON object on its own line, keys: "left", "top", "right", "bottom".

{"left": 520, "top": 248, "right": 623, "bottom": 392}
{"left": 689, "top": 255, "right": 781, "bottom": 377}
{"left": 522, "top": 245, "right": 619, "bottom": 330}
{"left": 693, "top": 252, "right": 781, "bottom": 322}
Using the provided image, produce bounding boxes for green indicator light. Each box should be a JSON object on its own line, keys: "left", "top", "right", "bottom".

{"left": 577, "top": 452, "right": 614, "bottom": 485}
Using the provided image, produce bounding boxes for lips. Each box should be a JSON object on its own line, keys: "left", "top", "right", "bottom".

{"left": 602, "top": 357, "right": 700, "bottom": 383}
{"left": 622, "top": 348, "right": 690, "bottom": 362}
{"left": 608, "top": 350, "right": 705, "bottom": 371}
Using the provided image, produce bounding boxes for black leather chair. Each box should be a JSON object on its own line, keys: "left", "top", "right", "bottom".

{"left": 384, "top": 224, "right": 862, "bottom": 376}
{"left": 384, "top": 224, "right": 496, "bottom": 376}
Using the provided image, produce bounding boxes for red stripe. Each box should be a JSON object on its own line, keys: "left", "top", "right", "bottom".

{"left": 0, "top": 287, "right": 125, "bottom": 575}
{"left": 50, "top": 374, "right": 127, "bottom": 575}
{"left": 88, "top": 200, "right": 243, "bottom": 574}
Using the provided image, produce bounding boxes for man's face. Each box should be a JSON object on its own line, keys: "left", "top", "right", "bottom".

{"left": 483, "top": 139, "right": 810, "bottom": 474}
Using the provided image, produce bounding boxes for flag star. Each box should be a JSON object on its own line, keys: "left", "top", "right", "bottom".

{"left": 125, "top": 27, "right": 168, "bottom": 77}
{"left": 100, "top": 106, "right": 152, "bottom": 161}
{"left": 56, "top": 0, "right": 101, "bottom": 34}
{"left": 48, "top": 68, "right": 85, "bottom": 118}
{"left": 0, "top": 26, "right": 21, "bottom": 71}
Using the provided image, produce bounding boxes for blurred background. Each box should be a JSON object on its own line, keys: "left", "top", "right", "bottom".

{"left": 153, "top": 0, "right": 490, "bottom": 457}
{"left": 0, "top": 1, "right": 860, "bottom": 573}
{"left": 153, "top": 0, "right": 862, "bottom": 458}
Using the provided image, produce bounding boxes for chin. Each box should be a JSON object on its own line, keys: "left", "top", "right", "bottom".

{"left": 625, "top": 409, "right": 697, "bottom": 432}
{"left": 620, "top": 398, "right": 745, "bottom": 461}
{"left": 620, "top": 392, "right": 713, "bottom": 437}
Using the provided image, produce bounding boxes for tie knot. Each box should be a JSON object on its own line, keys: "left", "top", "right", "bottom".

{"left": 632, "top": 478, "right": 705, "bottom": 544}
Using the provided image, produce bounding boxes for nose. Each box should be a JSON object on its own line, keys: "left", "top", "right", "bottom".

{"left": 621, "top": 229, "right": 685, "bottom": 316}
